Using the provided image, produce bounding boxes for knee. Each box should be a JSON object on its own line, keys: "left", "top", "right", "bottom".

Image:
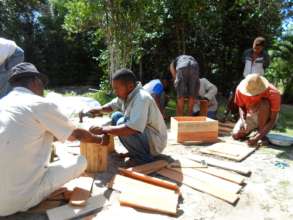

{"left": 111, "top": 111, "right": 124, "bottom": 125}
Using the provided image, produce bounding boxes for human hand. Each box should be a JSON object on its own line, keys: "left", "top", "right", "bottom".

{"left": 247, "top": 136, "right": 259, "bottom": 146}
{"left": 89, "top": 126, "right": 105, "bottom": 135}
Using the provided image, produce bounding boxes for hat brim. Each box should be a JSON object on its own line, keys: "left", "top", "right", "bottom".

{"left": 238, "top": 76, "right": 269, "bottom": 96}
{"left": 9, "top": 72, "right": 49, "bottom": 86}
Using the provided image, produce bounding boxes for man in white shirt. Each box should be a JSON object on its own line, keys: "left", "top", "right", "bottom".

{"left": 87, "top": 69, "right": 168, "bottom": 165}
{"left": 192, "top": 78, "right": 218, "bottom": 119}
{"left": 0, "top": 63, "right": 107, "bottom": 216}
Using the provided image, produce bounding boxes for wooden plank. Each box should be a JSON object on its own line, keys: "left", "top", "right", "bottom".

{"left": 127, "top": 160, "right": 168, "bottom": 174}
{"left": 47, "top": 194, "right": 106, "bottom": 220}
{"left": 109, "top": 174, "right": 178, "bottom": 215}
{"left": 157, "top": 168, "right": 239, "bottom": 204}
{"left": 199, "top": 142, "right": 256, "bottom": 161}
{"left": 177, "top": 131, "right": 218, "bottom": 143}
{"left": 118, "top": 168, "right": 179, "bottom": 191}
{"left": 169, "top": 167, "right": 242, "bottom": 194}
{"left": 119, "top": 189, "right": 178, "bottom": 216}
{"left": 187, "top": 154, "right": 251, "bottom": 176}
{"left": 109, "top": 174, "right": 176, "bottom": 196}
{"left": 68, "top": 176, "right": 94, "bottom": 206}
{"left": 168, "top": 158, "right": 245, "bottom": 184}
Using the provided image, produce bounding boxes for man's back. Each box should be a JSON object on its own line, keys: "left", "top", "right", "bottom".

{"left": 0, "top": 87, "right": 74, "bottom": 215}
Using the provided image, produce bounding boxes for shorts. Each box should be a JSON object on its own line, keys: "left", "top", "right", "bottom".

{"left": 174, "top": 64, "right": 199, "bottom": 98}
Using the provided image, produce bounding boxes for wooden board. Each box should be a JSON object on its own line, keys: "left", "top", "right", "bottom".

{"left": 127, "top": 160, "right": 168, "bottom": 174}
{"left": 47, "top": 194, "right": 106, "bottom": 220}
{"left": 168, "top": 158, "right": 245, "bottom": 184}
{"left": 119, "top": 168, "right": 179, "bottom": 191}
{"left": 170, "top": 116, "right": 218, "bottom": 143}
{"left": 157, "top": 168, "right": 239, "bottom": 204}
{"left": 168, "top": 167, "right": 242, "bottom": 194}
{"left": 119, "top": 189, "right": 178, "bottom": 216}
{"left": 199, "top": 142, "right": 257, "bottom": 161}
{"left": 109, "top": 174, "right": 176, "bottom": 196}
{"left": 187, "top": 154, "right": 251, "bottom": 176}
{"left": 109, "top": 174, "right": 178, "bottom": 215}
{"left": 68, "top": 176, "right": 94, "bottom": 206}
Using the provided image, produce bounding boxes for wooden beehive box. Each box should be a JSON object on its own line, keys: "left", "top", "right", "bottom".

{"left": 170, "top": 116, "right": 218, "bottom": 143}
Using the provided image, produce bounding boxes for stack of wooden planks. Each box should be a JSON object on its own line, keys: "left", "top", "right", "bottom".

{"left": 123, "top": 157, "right": 250, "bottom": 206}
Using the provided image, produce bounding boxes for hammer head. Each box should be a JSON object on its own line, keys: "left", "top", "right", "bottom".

{"left": 79, "top": 111, "right": 94, "bottom": 123}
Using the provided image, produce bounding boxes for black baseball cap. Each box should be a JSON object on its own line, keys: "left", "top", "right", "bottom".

{"left": 9, "top": 62, "right": 48, "bottom": 86}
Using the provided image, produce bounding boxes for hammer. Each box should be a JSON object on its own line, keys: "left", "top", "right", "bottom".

{"left": 79, "top": 111, "right": 103, "bottom": 123}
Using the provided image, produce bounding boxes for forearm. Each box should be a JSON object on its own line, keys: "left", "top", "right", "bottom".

{"left": 102, "top": 124, "right": 139, "bottom": 136}
{"left": 68, "top": 128, "right": 102, "bottom": 143}
{"left": 256, "top": 115, "right": 278, "bottom": 140}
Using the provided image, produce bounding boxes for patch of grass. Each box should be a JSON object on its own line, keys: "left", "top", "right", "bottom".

{"left": 273, "top": 105, "right": 293, "bottom": 136}
{"left": 83, "top": 90, "right": 114, "bottom": 105}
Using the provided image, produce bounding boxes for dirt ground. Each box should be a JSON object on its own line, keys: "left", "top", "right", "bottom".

{"left": 1, "top": 117, "right": 293, "bottom": 220}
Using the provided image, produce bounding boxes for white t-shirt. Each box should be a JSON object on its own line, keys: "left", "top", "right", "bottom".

{"left": 193, "top": 78, "right": 218, "bottom": 112}
{"left": 0, "top": 87, "right": 75, "bottom": 215}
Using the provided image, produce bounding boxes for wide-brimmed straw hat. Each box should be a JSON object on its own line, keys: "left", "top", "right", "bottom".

{"left": 238, "top": 73, "right": 269, "bottom": 96}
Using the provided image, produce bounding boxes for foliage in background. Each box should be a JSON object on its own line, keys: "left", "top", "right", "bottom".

{"left": 266, "top": 29, "right": 293, "bottom": 103}
{"left": 1, "top": 0, "right": 292, "bottom": 99}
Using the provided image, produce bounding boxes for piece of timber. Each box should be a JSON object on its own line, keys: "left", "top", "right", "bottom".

{"left": 69, "top": 176, "right": 94, "bottom": 206}
{"left": 109, "top": 174, "right": 177, "bottom": 196}
{"left": 119, "top": 189, "right": 178, "bottom": 216}
{"left": 46, "top": 194, "right": 106, "bottom": 220}
{"left": 127, "top": 160, "right": 168, "bottom": 174}
{"left": 119, "top": 168, "right": 179, "bottom": 191}
{"left": 169, "top": 158, "right": 245, "bottom": 184}
{"left": 187, "top": 155, "right": 251, "bottom": 176}
{"left": 157, "top": 168, "right": 239, "bottom": 204}
{"left": 168, "top": 167, "right": 242, "bottom": 194}
{"left": 199, "top": 143, "right": 257, "bottom": 162}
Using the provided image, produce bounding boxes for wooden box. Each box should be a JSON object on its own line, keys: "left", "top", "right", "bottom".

{"left": 80, "top": 142, "right": 108, "bottom": 172}
{"left": 170, "top": 116, "right": 218, "bottom": 143}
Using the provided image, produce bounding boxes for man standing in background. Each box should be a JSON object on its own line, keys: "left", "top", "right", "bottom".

{"left": 169, "top": 55, "right": 200, "bottom": 116}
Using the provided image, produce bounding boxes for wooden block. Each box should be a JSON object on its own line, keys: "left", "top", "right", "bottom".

{"left": 47, "top": 194, "right": 106, "bottom": 220}
{"left": 187, "top": 154, "right": 251, "bottom": 176}
{"left": 157, "top": 168, "right": 239, "bottom": 204}
{"left": 127, "top": 160, "right": 168, "bottom": 174}
{"left": 119, "top": 189, "right": 178, "bottom": 216}
{"left": 80, "top": 142, "right": 108, "bottom": 172}
{"left": 106, "top": 135, "right": 115, "bottom": 153}
{"left": 69, "top": 176, "right": 94, "bottom": 206}
{"left": 199, "top": 142, "right": 257, "bottom": 161}
{"left": 169, "top": 158, "right": 245, "bottom": 184}
{"left": 169, "top": 167, "right": 242, "bottom": 194}
{"left": 170, "top": 116, "right": 218, "bottom": 143}
{"left": 119, "top": 168, "right": 179, "bottom": 191}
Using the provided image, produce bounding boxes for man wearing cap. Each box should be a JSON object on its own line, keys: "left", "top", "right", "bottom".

{"left": 232, "top": 74, "right": 281, "bottom": 146}
{"left": 169, "top": 55, "right": 200, "bottom": 116}
{"left": 0, "top": 37, "right": 24, "bottom": 98}
{"left": 0, "top": 62, "right": 108, "bottom": 216}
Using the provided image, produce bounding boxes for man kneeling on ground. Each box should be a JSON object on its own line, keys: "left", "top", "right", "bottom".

{"left": 0, "top": 63, "right": 108, "bottom": 216}
{"left": 232, "top": 74, "right": 281, "bottom": 146}
{"left": 87, "top": 68, "right": 168, "bottom": 165}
